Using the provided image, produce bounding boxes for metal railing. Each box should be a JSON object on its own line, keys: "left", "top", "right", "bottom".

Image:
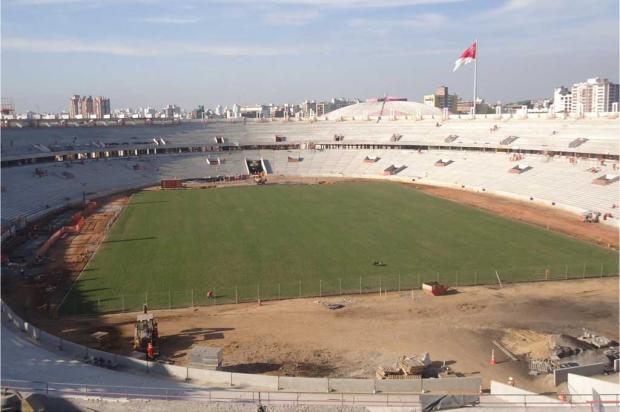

{"left": 60, "top": 261, "right": 619, "bottom": 316}
{"left": 2, "top": 379, "right": 618, "bottom": 408}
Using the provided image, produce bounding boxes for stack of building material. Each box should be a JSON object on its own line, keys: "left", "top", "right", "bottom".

{"left": 399, "top": 357, "right": 426, "bottom": 375}
{"left": 377, "top": 353, "right": 431, "bottom": 379}
{"left": 376, "top": 366, "right": 406, "bottom": 380}
{"left": 188, "top": 346, "right": 222, "bottom": 370}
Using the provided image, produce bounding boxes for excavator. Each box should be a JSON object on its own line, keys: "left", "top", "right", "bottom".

{"left": 133, "top": 305, "right": 159, "bottom": 358}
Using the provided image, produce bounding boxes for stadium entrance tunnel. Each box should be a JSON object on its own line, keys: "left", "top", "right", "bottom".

{"left": 245, "top": 158, "right": 266, "bottom": 175}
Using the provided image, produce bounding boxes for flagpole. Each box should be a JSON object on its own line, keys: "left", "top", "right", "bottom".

{"left": 473, "top": 39, "right": 478, "bottom": 117}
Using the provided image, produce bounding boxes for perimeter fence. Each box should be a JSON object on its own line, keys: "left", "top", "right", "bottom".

{"left": 60, "top": 261, "right": 619, "bottom": 316}
{"left": 2, "top": 379, "right": 619, "bottom": 408}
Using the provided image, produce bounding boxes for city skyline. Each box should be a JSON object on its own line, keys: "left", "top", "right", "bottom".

{"left": 1, "top": 0, "right": 619, "bottom": 112}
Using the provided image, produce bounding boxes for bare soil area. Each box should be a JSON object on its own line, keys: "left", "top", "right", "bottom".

{"left": 410, "top": 184, "right": 618, "bottom": 249}
{"left": 2, "top": 196, "right": 129, "bottom": 314}
{"left": 33, "top": 278, "right": 619, "bottom": 393}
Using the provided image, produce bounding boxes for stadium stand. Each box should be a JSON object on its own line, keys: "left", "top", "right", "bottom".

{"left": 1, "top": 118, "right": 619, "bottom": 230}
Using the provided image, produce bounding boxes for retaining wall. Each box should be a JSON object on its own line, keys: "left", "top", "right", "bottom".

{"left": 490, "top": 381, "right": 563, "bottom": 406}
{"left": 554, "top": 363, "right": 608, "bottom": 385}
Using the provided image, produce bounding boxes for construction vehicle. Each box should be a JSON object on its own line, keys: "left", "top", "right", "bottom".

{"left": 254, "top": 171, "right": 267, "bottom": 185}
{"left": 133, "top": 305, "right": 159, "bottom": 357}
{"left": 422, "top": 281, "right": 450, "bottom": 296}
{"left": 582, "top": 210, "right": 600, "bottom": 223}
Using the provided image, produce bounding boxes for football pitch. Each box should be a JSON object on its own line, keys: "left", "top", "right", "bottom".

{"left": 64, "top": 182, "right": 619, "bottom": 315}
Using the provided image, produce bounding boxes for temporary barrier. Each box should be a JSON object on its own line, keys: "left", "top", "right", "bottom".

{"left": 375, "top": 379, "right": 422, "bottom": 393}
{"left": 187, "top": 368, "right": 232, "bottom": 385}
{"left": 421, "top": 376, "right": 482, "bottom": 393}
{"left": 278, "top": 376, "right": 328, "bottom": 392}
{"left": 328, "top": 378, "right": 375, "bottom": 393}
{"left": 231, "top": 373, "right": 278, "bottom": 390}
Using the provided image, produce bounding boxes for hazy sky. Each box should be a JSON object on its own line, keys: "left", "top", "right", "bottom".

{"left": 1, "top": 0, "right": 618, "bottom": 112}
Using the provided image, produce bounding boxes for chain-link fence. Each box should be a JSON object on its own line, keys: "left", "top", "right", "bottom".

{"left": 61, "top": 261, "right": 619, "bottom": 316}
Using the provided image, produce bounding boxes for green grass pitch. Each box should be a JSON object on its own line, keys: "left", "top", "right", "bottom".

{"left": 64, "top": 182, "right": 618, "bottom": 315}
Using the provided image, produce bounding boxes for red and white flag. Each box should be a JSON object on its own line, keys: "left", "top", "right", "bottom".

{"left": 453, "top": 41, "right": 477, "bottom": 72}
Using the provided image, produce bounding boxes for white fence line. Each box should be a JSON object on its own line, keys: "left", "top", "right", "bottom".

{"left": 2, "top": 378, "right": 618, "bottom": 408}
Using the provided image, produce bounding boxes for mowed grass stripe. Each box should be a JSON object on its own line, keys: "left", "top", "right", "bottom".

{"left": 66, "top": 182, "right": 618, "bottom": 314}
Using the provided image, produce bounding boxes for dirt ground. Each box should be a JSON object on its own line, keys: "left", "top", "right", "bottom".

{"left": 410, "top": 183, "right": 618, "bottom": 250}
{"left": 1, "top": 196, "right": 129, "bottom": 315}
{"left": 34, "top": 277, "right": 619, "bottom": 393}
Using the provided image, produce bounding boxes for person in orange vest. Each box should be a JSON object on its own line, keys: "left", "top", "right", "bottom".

{"left": 146, "top": 342, "right": 154, "bottom": 359}
{"left": 207, "top": 290, "right": 214, "bottom": 299}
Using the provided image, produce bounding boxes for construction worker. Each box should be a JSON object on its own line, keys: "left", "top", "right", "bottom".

{"left": 146, "top": 342, "right": 154, "bottom": 359}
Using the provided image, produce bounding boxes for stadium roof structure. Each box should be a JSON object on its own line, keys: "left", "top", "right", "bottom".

{"left": 324, "top": 97, "right": 442, "bottom": 120}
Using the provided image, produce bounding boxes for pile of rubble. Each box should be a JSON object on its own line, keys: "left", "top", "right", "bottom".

{"left": 528, "top": 329, "right": 618, "bottom": 375}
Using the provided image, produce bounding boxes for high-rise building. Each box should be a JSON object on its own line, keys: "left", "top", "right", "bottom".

{"left": 93, "top": 96, "right": 111, "bottom": 118}
{"left": 570, "top": 78, "right": 619, "bottom": 113}
{"left": 69, "top": 95, "right": 80, "bottom": 118}
{"left": 301, "top": 100, "right": 316, "bottom": 117}
{"left": 423, "top": 86, "right": 458, "bottom": 113}
{"left": 80, "top": 96, "right": 94, "bottom": 117}
{"left": 552, "top": 87, "right": 572, "bottom": 113}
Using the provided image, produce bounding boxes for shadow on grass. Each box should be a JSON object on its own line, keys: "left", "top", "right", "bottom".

{"left": 127, "top": 201, "right": 169, "bottom": 206}
{"left": 103, "top": 236, "right": 157, "bottom": 244}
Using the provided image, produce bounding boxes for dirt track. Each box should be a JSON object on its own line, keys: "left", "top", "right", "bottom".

{"left": 411, "top": 183, "right": 618, "bottom": 249}
{"left": 36, "top": 277, "right": 619, "bottom": 393}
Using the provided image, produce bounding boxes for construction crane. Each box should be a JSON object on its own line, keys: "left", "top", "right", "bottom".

{"left": 1, "top": 98, "right": 15, "bottom": 116}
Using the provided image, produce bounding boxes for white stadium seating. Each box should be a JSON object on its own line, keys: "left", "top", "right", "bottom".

{"left": 2, "top": 117, "right": 619, "bottom": 227}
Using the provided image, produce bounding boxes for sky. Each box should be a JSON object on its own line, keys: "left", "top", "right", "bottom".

{"left": 1, "top": 0, "right": 619, "bottom": 113}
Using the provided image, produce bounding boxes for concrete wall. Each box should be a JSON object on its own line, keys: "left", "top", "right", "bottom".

{"left": 375, "top": 379, "right": 422, "bottom": 393}
{"left": 278, "top": 377, "right": 329, "bottom": 392}
{"left": 187, "top": 368, "right": 232, "bottom": 385}
{"left": 115, "top": 355, "right": 149, "bottom": 373}
{"left": 60, "top": 338, "right": 89, "bottom": 359}
{"left": 554, "top": 363, "right": 607, "bottom": 386}
{"left": 149, "top": 362, "right": 188, "bottom": 381}
{"left": 421, "top": 376, "right": 481, "bottom": 394}
{"left": 231, "top": 373, "right": 278, "bottom": 390}
{"left": 328, "top": 378, "right": 375, "bottom": 393}
{"left": 567, "top": 373, "right": 620, "bottom": 404}
{"left": 490, "top": 381, "right": 563, "bottom": 406}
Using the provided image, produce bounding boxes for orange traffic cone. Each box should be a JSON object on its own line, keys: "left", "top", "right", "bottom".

{"left": 490, "top": 349, "right": 497, "bottom": 365}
